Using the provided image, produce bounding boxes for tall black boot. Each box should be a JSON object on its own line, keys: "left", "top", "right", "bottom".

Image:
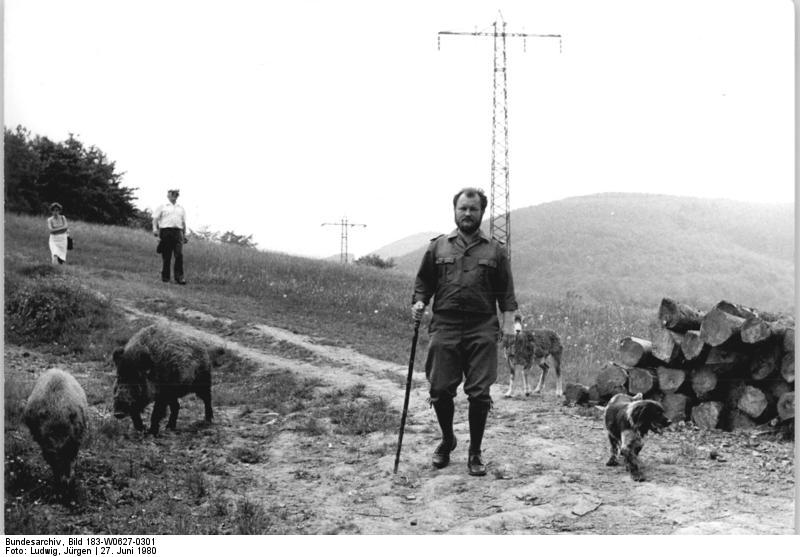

{"left": 468, "top": 400, "right": 490, "bottom": 476}
{"left": 431, "top": 397, "right": 456, "bottom": 469}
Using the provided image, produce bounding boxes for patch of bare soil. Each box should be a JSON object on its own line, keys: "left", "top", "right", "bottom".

{"left": 5, "top": 308, "right": 795, "bottom": 534}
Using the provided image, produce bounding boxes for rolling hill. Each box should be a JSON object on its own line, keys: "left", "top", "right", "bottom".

{"left": 367, "top": 231, "right": 440, "bottom": 260}
{"left": 387, "top": 193, "right": 794, "bottom": 312}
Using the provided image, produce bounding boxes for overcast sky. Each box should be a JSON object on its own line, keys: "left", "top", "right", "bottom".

{"left": 4, "top": 0, "right": 794, "bottom": 258}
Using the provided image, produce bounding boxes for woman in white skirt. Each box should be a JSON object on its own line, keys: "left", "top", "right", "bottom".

{"left": 47, "top": 202, "right": 69, "bottom": 264}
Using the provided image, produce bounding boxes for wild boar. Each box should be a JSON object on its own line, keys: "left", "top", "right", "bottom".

{"left": 23, "top": 368, "right": 88, "bottom": 490}
{"left": 112, "top": 324, "right": 220, "bottom": 435}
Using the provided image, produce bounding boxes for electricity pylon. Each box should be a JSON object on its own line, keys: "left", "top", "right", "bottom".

{"left": 321, "top": 217, "right": 366, "bottom": 264}
{"left": 438, "top": 13, "right": 561, "bottom": 259}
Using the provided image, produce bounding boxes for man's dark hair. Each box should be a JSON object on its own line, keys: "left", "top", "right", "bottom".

{"left": 452, "top": 187, "right": 488, "bottom": 212}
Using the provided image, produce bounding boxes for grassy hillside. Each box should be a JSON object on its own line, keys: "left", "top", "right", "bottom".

{"left": 4, "top": 211, "right": 658, "bottom": 381}
{"left": 393, "top": 193, "right": 794, "bottom": 313}
{"left": 4, "top": 212, "right": 414, "bottom": 364}
{"left": 368, "top": 231, "right": 440, "bottom": 260}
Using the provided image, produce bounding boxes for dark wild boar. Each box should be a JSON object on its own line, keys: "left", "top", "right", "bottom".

{"left": 112, "top": 324, "right": 223, "bottom": 435}
{"left": 23, "top": 368, "right": 88, "bottom": 491}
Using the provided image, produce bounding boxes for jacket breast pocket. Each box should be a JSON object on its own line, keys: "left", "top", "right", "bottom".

{"left": 435, "top": 256, "right": 456, "bottom": 282}
{"left": 477, "top": 258, "right": 498, "bottom": 285}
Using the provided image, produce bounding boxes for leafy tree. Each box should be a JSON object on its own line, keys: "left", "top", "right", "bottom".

{"left": 188, "top": 226, "right": 219, "bottom": 243}
{"left": 128, "top": 208, "right": 154, "bottom": 232}
{"left": 187, "top": 226, "right": 258, "bottom": 249}
{"left": 355, "top": 254, "right": 395, "bottom": 269}
{"left": 4, "top": 126, "right": 140, "bottom": 225}
{"left": 4, "top": 126, "right": 43, "bottom": 214}
{"left": 218, "top": 231, "right": 258, "bottom": 249}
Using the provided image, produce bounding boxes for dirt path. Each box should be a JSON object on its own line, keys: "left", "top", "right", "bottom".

{"left": 117, "top": 307, "right": 795, "bottom": 534}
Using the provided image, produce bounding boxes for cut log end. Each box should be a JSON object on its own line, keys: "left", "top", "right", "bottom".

{"left": 618, "top": 337, "right": 654, "bottom": 367}
{"left": 628, "top": 367, "right": 658, "bottom": 396}
{"left": 780, "top": 352, "right": 794, "bottom": 383}
{"left": 662, "top": 393, "right": 691, "bottom": 423}
{"left": 736, "top": 385, "right": 771, "bottom": 420}
{"left": 680, "top": 330, "right": 706, "bottom": 361}
{"left": 595, "top": 364, "right": 628, "bottom": 401}
{"left": 700, "top": 307, "right": 746, "bottom": 347}
{"left": 656, "top": 366, "right": 687, "bottom": 394}
{"left": 691, "top": 368, "right": 718, "bottom": 400}
{"left": 691, "top": 401, "right": 724, "bottom": 430}
{"left": 776, "top": 392, "right": 794, "bottom": 421}
{"left": 658, "top": 298, "right": 704, "bottom": 332}
{"left": 652, "top": 328, "right": 684, "bottom": 365}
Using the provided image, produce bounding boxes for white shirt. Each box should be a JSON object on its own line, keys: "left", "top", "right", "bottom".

{"left": 153, "top": 202, "right": 186, "bottom": 232}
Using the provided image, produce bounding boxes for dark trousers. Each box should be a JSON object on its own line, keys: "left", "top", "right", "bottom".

{"left": 425, "top": 311, "right": 499, "bottom": 405}
{"left": 159, "top": 228, "right": 184, "bottom": 282}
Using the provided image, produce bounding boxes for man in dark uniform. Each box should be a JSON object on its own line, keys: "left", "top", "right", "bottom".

{"left": 412, "top": 187, "right": 517, "bottom": 476}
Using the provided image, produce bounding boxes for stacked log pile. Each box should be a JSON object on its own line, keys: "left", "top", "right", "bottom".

{"left": 569, "top": 298, "right": 795, "bottom": 435}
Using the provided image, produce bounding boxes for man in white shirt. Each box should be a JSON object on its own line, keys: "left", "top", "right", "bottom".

{"left": 152, "top": 188, "right": 187, "bottom": 284}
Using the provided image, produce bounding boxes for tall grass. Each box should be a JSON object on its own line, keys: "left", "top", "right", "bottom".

{"left": 5, "top": 213, "right": 412, "bottom": 361}
{"left": 515, "top": 291, "right": 656, "bottom": 385}
{"left": 5, "top": 211, "right": 655, "bottom": 382}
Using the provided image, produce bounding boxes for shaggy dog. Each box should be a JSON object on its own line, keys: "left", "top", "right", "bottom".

{"left": 604, "top": 393, "right": 670, "bottom": 481}
{"left": 502, "top": 314, "right": 563, "bottom": 397}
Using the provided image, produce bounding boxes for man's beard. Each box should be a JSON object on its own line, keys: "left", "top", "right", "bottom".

{"left": 456, "top": 216, "right": 482, "bottom": 235}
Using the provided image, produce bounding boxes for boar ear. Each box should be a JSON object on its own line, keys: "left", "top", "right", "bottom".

{"left": 112, "top": 347, "right": 124, "bottom": 366}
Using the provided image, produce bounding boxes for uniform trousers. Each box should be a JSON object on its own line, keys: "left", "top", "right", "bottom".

{"left": 425, "top": 311, "right": 498, "bottom": 406}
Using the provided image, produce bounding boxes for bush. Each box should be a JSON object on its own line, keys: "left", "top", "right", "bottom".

{"left": 321, "top": 384, "right": 398, "bottom": 435}
{"left": 4, "top": 272, "right": 120, "bottom": 354}
{"left": 354, "top": 254, "right": 395, "bottom": 269}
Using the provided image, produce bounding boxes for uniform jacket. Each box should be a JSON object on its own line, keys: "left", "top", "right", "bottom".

{"left": 413, "top": 229, "right": 518, "bottom": 316}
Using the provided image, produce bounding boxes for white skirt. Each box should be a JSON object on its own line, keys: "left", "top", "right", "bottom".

{"left": 49, "top": 233, "right": 68, "bottom": 262}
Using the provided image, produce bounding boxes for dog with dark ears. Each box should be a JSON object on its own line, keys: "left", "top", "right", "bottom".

{"left": 502, "top": 314, "right": 563, "bottom": 397}
{"left": 603, "top": 393, "right": 670, "bottom": 481}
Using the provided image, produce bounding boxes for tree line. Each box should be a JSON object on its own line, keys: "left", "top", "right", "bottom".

{"left": 4, "top": 126, "right": 258, "bottom": 248}
{"left": 4, "top": 126, "right": 150, "bottom": 228}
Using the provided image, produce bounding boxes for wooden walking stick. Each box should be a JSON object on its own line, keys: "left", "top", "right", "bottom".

{"left": 394, "top": 318, "right": 421, "bottom": 474}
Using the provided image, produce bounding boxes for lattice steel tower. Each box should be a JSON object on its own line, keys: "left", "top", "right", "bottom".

{"left": 438, "top": 14, "right": 561, "bottom": 259}
{"left": 321, "top": 217, "right": 366, "bottom": 264}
